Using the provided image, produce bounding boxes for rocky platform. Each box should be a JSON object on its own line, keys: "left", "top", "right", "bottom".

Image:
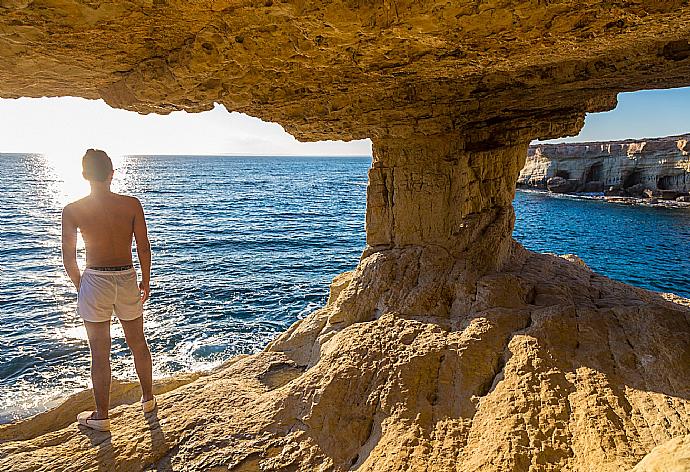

{"left": 1, "top": 0, "right": 690, "bottom": 470}
{"left": 1, "top": 248, "right": 689, "bottom": 471}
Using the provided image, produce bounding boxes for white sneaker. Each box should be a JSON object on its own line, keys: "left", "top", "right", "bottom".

{"left": 142, "top": 396, "right": 156, "bottom": 414}
{"left": 77, "top": 411, "right": 111, "bottom": 431}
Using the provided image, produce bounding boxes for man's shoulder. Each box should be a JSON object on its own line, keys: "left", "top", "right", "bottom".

{"left": 113, "top": 193, "right": 142, "bottom": 207}
{"left": 62, "top": 196, "right": 88, "bottom": 213}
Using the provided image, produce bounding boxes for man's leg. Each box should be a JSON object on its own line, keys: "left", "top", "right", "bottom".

{"left": 120, "top": 316, "right": 153, "bottom": 402}
{"left": 83, "top": 320, "right": 112, "bottom": 419}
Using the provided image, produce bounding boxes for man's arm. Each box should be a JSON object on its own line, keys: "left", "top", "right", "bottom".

{"left": 133, "top": 198, "right": 151, "bottom": 302}
{"left": 61, "top": 205, "right": 81, "bottom": 290}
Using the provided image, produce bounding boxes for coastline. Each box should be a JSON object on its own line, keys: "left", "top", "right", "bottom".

{"left": 4, "top": 266, "right": 690, "bottom": 436}
{"left": 3, "top": 188, "right": 689, "bottom": 427}
{"left": 3, "top": 0, "right": 690, "bottom": 467}
{"left": 3, "top": 185, "right": 687, "bottom": 430}
{"left": 0, "top": 272, "right": 353, "bottom": 432}
{"left": 3, "top": 258, "right": 690, "bottom": 470}
{"left": 516, "top": 187, "right": 690, "bottom": 209}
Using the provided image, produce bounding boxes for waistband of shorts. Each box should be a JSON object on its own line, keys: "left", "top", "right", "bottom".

{"left": 85, "top": 265, "right": 135, "bottom": 274}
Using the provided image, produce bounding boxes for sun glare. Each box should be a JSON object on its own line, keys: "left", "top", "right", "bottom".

{"left": 0, "top": 96, "right": 372, "bottom": 158}
{"left": 39, "top": 151, "right": 130, "bottom": 205}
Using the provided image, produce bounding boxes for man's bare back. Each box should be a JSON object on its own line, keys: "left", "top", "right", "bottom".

{"left": 63, "top": 192, "right": 145, "bottom": 268}
{"left": 62, "top": 190, "right": 151, "bottom": 301}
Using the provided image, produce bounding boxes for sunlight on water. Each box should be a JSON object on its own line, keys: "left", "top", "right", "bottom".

{"left": 0, "top": 379, "right": 86, "bottom": 422}
{"left": 41, "top": 152, "right": 88, "bottom": 205}
{"left": 0, "top": 154, "right": 371, "bottom": 423}
{"left": 56, "top": 325, "right": 89, "bottom": 342}
{"left": 0, "top": 152, "right": 144, "bottom": 422}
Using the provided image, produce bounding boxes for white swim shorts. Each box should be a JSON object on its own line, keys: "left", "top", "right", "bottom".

{"left": 77, "top": 268, "right": 143, "bottom": 323}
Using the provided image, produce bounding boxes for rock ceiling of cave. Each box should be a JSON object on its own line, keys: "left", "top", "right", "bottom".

{"left": 1, "top": 0, "right": 689, "bottom": 140}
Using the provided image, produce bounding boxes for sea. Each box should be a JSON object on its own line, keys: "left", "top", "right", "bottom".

{"left": 1, "top": 154, "right": 689, "bottom": 423}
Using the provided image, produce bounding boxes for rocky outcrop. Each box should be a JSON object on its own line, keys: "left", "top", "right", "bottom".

{"left": 1, "top": 0, "right": 690, "bottom": 144}
{"left": 632, "top": 435, "right": 690, "bottom": 471}
{"left": 1, "top": 1, "right": 690, "bottom": 471}
{"left": 519, "top": 134, "right": 690, "bottom": 196}
{"left": 0, "top": 373, "right": 207, "bottom": 444}
{"left": 2, "top": 252, "right": 689, "bottom": 471}
{"left": 546, "top": 176, "right": 577, "bottom": 194}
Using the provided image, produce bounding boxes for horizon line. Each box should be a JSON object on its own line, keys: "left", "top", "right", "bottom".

{"left": 0, "top": 152, "right": 374, "bottom": 158}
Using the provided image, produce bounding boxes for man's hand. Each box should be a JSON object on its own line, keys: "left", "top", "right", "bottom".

{"left": 140, "top": 280, "right": 150, "bottom": 303}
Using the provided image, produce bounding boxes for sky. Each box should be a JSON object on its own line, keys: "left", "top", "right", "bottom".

{"left": 540, "top": 86, "right": 690, "bottom": 143}
{"left": 0, "top": 97, "right": 372, "bottom": 158}
{"left": 0, "top": 86, "right": 688, "bottom": 159}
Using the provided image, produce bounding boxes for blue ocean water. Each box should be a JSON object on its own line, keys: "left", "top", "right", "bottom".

{"left": 514, "top": 190, "right": 690, "bottom": 296}
{"left": 0, "top": 154, "right": 689, "bottom": 423}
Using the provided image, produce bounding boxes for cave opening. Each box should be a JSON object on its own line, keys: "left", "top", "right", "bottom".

{"left": 657, "top": 174, "right": 679, "bottom": 190}
{"left": 516, "top": 85, "right": 690, "bottom": 290}
{"left": 584, "top": 163, "right": 603, "bottom": 183}
{"left": 623, "top": 170, "right": 643, "bottom": 189}
{"left": 1, "top": 3, "right": 690, "bottom": 466}
{"left": 0, "top": 96, "right": 374, "bottom": 421}
{"left": 3, "top": 0, "right": 690, "bottom": 468}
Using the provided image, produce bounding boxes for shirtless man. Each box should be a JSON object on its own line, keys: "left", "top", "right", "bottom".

{"left": 62, "top": 149, "right": 155, "bottom": 432}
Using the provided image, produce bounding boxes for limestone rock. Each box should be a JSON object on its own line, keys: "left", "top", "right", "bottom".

{"left": 632, "top": 435, "right": 690, "bottom": 472}
{"left": 559, "top": 254, "right": 589, "bottom": 269}
{"left": 659, "top": 190, "right": 683, "bottom": 200}
{"left": 546, "top": 176, "right": 574, "bottom": 193}
{"left": 519, "top": 134, "right": 690, "bottom": 194}
{"left": 0, "top": 373, "right": 206, "bottom": 443}
{"left": 0, "top": 1, "right": 689, "bottom": 143}
{"left": 643, "top": 188, "right": 659, "bottom": 199}
{"left": 1, "top": 247, "right": 689, "bottom": 471}
{"left": 581, "top": 181, "right": 604, "bottom": 193}
{"left": 1, "top": 1, "right": 690, "bottom": 471}
{"left": 326, "top": 271, "right": 353, "bottom": 306}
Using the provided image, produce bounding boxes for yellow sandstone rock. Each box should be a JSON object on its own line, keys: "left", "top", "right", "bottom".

{"left": 0, "top": 373, "right": 207, "bottom": 443}
{"left": 2, "top": 252, "right": 689, "bottom": 471}
{"left": 633, "top": 435, "right": 690, "bottom": 472}
{"left": 326, "top": 270, "right": 353, "bottom": 306}
{"left": 0, "top": 1, "right": 689, "bottom": 470}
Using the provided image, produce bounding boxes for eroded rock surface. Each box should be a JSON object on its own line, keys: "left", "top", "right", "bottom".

{"left": 1, "top": 1, "right": 690, "bottom": 470}
{"left": 633, "top": 435, "right": 690, "bottom": 471}
{"left": 1, "top": 250, "right": 689, "bottom": 471}
{"left": 0, "top": 0, "right": 689, "bottom": 142}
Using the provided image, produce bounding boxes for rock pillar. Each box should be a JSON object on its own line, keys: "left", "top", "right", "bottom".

{"left": 365, "top": 135, "right": 528, "bottom": 272}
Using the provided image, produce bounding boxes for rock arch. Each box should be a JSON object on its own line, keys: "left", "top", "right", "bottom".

{"left": 1, "top": 2, "right": 689, "bottom": 471}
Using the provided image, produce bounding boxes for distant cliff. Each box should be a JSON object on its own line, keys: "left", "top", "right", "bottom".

{"left": 518, "top": 134, "right": 690, "bottom": 199}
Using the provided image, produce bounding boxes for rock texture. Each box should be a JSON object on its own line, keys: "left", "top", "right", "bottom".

{"left": 1, "top": 0, "right": 690, "bottom": 143}
{"left": 1, "top": 1, "right": 690, "bottom": 471}
{"left": 519, "top": 134, "right": 690, "bottom": 195}
{"left": 632, "top": 435, "right": 690, "bottom": 472}
{"left": 0, "top": 373, "right": 206, "bottom": 443}
{"left": 2, "top": 252, "right": 689, "bottom": 471}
